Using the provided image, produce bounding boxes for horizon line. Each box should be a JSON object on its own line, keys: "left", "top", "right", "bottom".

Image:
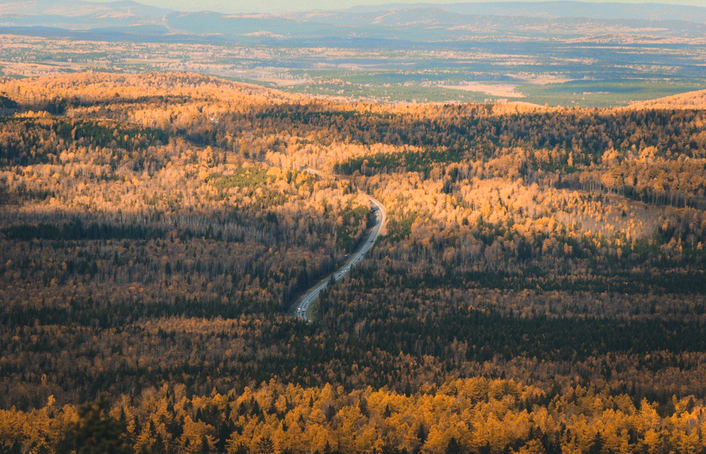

{"left": 79, "top": 0, "right": 706, "bottom": 15}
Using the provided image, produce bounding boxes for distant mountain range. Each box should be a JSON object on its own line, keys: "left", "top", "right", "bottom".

{"left": 1, "top": 0, "right": 706, "bottom": 43}
{"left": 348, "top": 1, "right": 706, "bottom": 23}
{"left": 0, "top": 0, "right": 169, "bottom": 19}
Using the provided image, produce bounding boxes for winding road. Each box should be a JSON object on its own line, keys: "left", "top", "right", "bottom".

{"left": 292, "top": 187, "right": 386, "bottom": 322}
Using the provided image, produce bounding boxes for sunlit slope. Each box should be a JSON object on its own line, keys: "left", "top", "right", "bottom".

{"left": 630, "top": 89, "right": 706, "bottom": 110}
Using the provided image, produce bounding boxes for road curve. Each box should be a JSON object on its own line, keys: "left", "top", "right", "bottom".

{"left": 293, "top": 193, "right": 386, "bottom": 322}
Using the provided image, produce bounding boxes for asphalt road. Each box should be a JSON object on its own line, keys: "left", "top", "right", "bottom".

{"left": 293, "top": 194, "right": 386, "bottom": 322}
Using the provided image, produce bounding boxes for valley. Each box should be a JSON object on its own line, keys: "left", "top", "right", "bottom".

{"left": 1, "top": 0, "right": 706, "bottom": 106}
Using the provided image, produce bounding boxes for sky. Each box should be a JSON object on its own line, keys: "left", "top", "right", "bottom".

{"left": 87, "top": 0, "right": 706, "bottom": 13}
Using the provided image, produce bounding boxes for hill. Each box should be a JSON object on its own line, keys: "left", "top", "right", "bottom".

{"left": 350, "top": 1, "right": 706, "bottom": 24}
{"left": 630, "top": 89, "right": 706, "bottom": 110}
{"left": 3, "top": 0, "right": 706, "bottom": 36}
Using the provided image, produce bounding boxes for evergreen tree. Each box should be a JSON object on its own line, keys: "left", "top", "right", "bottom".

{"left": 69, "top": 397, "right": 132, "bottom": 454}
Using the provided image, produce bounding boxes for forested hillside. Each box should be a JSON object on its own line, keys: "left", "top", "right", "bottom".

{"left": 1, "top": 73, "right": 706, "bottom": 454}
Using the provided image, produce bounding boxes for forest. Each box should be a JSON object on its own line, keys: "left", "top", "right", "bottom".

{"left": 1, "top": 72, "right": 706, "bottom": 453}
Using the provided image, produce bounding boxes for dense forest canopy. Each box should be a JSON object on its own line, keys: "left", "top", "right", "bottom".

{"left": 1, "top": 72, "right": 706, "bottom": 454}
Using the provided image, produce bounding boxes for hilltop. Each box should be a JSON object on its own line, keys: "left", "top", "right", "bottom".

{"left": 630, "top": 88, "right": 706, "bottom": 110}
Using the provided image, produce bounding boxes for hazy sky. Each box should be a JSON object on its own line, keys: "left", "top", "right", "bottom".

{"left": 88, "top": 0, "right": 706, "bottom": 13}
